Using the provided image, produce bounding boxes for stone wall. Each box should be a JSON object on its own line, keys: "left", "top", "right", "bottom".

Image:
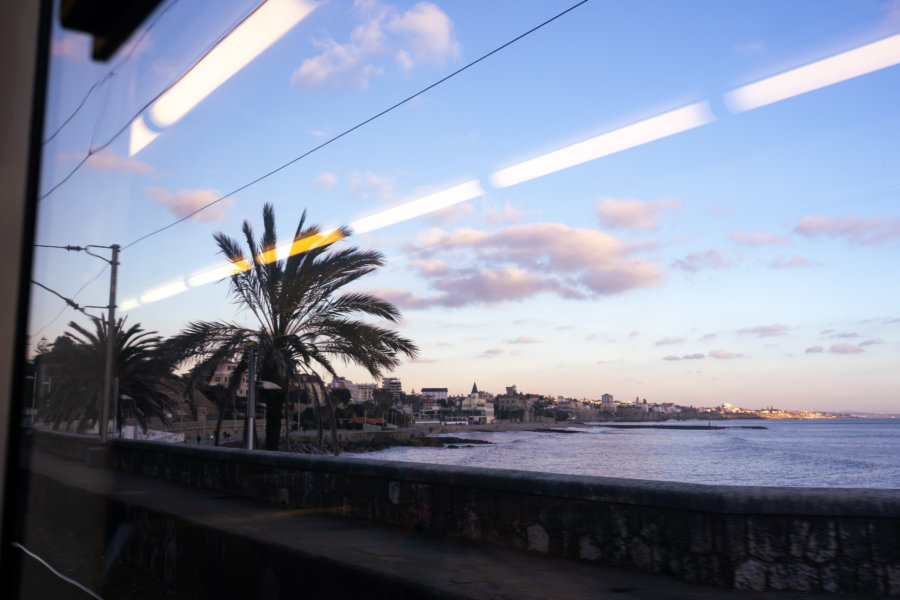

{"left": 111, "top": 440, "right": 899, "bottom": 595}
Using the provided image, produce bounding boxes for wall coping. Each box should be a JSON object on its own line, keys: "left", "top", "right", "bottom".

{"left": 109, "top": 438, "right": 900, "bottom": 518}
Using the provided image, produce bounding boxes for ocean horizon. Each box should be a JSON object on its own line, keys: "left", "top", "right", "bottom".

{"left": 343, "top": 418, "right": 900, "bottom": 488}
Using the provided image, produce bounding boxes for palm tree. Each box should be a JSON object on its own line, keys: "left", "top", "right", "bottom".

{"left": 38, "top": 318, "right": 175, "bottom": 432}
{"left": 165, "top": 204, "right": 417, "bottom": 452}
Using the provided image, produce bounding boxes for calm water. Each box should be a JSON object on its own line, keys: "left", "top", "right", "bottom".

{"left": 343, "top": 419, "right": 900, "bottom": 488}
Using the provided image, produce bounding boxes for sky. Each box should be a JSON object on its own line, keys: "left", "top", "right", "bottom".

{"left": 30, "top": 0, "right": 900, "bottom": 413}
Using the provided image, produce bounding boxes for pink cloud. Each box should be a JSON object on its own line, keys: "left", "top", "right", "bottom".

{"left": 408, "top": 259, "right": 448, "bottom": 276}
{"left": 51, "top": 35, "right": 90, "bottom": 60}
{"left": 672, "top": 248, "right": 732, "bottom": 272}
{"left": 479, "top": 348, "right": 504, "bottom": 358}
{"left": 655, "top": 337, "right": 685, "bottom": 346}
{"left": 795, "top": 215, "right": 900, "bottom": 245}
{"left": 484, "top": 201, "right": 533, "bottom": 225}
{"left": 509, "top": 336, "right": 538, "bottom": 344}
{"left": 409, "top": 356, "right": 437, "bottom": 363}
{"left": 805, "top": 346, "right": 823, "bottom": 353}
{"left": 700, "top": 333, "right": 717, "bottom": 341}
{"left": 830, "top": 332, "right": 858, "bottom": 339}
{"left": 709, "top": 349, "right": 744, "bottom": 359}
{"left": 292, "top": 1, "right": 459, "bottom": 89}
{"left": 730, "top": 230, "right": 791, "bottom": 246}
{"left": 311, "top": 172, "right": 338, "bottom": 189}
{"left": 682, "top": 353, "right": 705, "bottom": 360}
{"left": 596, "top": 197, "right": 681, "bottom": 230}
{"left": 830, "top": 343, "right": 864, "bottom": 354}
{"left": 738, "top": 324, "right": 790, "bottom": 337}
{"left": 59, "top": 151, "right": 155, "bottom": 175}
{"left": 859, "top": 339, "right": 883, "bottom": 347}
{"left": 663, "top": 355, "right": 681, "bottom": 361}
{"left": 392, "top": 223, "right": 664, "bottom": 309}
{"left": 769, "top": 255, "right": 821, "bottom": 269}
{"left": 146, "top": 187, "right": 230, "bottom": 223}
{"left": 628, "top": 331, "right": 640, "bottom": 337}
{"left": 429, "top": 202, "right": 475, "bottom": 226}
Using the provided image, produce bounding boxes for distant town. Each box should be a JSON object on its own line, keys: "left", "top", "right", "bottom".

{"left": 204, "top": 359, "right": 851, "bottom": 431}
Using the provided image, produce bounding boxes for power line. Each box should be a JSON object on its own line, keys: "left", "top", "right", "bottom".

{"left": 40, "top": 0, "right": 281, "bottom": 201}
{"left": 32, "top": 279, "right": 102, "bottom": 321}
{"left": 42, "top": 0, "right": 180, "bottom": 145}
{"left": 123, "top": 0, "right": 590, "bottom": 250}
{"left": 32, "top": 265, "right": 110, "bottom": 335}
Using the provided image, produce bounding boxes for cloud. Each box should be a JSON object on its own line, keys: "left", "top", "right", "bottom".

{"left": 479, "top": 348, "right": 504, "bottom": 358}
{"left": 51, "top": 35, "right": 90, "bottom": 60}
{"left": 59, "top": 151, "right": 155, "bottom": 175}
{"left": 795, "top": 215, "right": 900, "bottom": 245}
{"left": 484, "top": 201, "right": 533, "bottom": 226}
{"left": 429, "top": 202, "right": 474, "bottom": 226}
{"left": 308, "top": 129, "right": 327, "bottom": 137}
{"left": 408, "top": 258, "right": 448, "bottom": 276}
{"left": 859, "top": 339, "right": 883, "bottom": 347}
{"left": 409, "top": 356, "right": 437, "bottom": 363}
{"left": 509, "top": 336, "right": 538, "bottom": 344}
{"left": 292, "top": 1, "right": 459, "bottom": 90}
{"left": 663, "top": 355, "right": 681, "bottom": 361}
{"left": 738, "top": 324, "right": 790, "bottom": 337}
{"left": 829, "top": 332, "right": 858, "bottom": 339}
{"left": 386, "top": 1, "right": 461, "bottom": 66}
{"left": 348, "top": 171, "right": 396, "bottom": 200}
{"left": 769, "top": 255, "right": 821, "bottom": 269}
{"left": 805, "top": 346, "right": 824, "bottom": 353}
{"left": 311, "top": 172, "right": 338, "bottom": 189}
{"left": 830, "top": 343, "right": 864, "bottom": 354}
{"left": 730, "top": 230, "right": 791, "bottom": 246}
{"left": 386, "top": 223, "right": 664, "bottom": 309}
{"left": 628, "top": 331, "right": 640, "bottom": 338}
{"left": 672, "top": 248, "right": 732, "bottom": 272}
{"left": 733, "top": 40, "right": 767, "bottom": 57}
{"left": 709, "top": 349, "right": 744, "bottom": 359}
{"left": 655, "top": 337, "right": 685, "bottom": 346}
{"left": 596, "top": 197, "right": 681, "bottom": 230}
{"left": 146, "top": 187, "right": 231, "bottom": 223}
{"left": 699, "top": 333, "right": 717, "bottom": 341}
{"left": 682, "top": 353, "right": 705, "bottom": 360}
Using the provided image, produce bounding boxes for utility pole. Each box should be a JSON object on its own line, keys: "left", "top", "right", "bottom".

{"left": 98, "top": 244, "right": 119, "bottom": 442}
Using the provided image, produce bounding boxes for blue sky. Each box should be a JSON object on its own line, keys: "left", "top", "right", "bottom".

{"left": 31, "top": 0, "right": 900, "bottom": 412}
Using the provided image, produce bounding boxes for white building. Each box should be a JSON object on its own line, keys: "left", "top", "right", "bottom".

{"left": 382, "top": 377, "right": 402, "bottom": 398}
{"left": 209, "top": 361, "right": 247, "bottom": 396}
{"left": 329, "top": 376, "right": 377, "bottom": 404}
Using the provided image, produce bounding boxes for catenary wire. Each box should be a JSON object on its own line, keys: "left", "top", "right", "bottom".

{"left": 40, "top": 0, "right": 295, "bottom": 201}
{"left": 122, "top": 0, "right": 590, "bottom": 250}
{"left": 42, "top": 0, "right": 180, "bottom": 145}
{"left": 32, "top": 279, "right": 104, "bottom": 322}
{"left": 32, "top": 264, "right": 110, "bottom": 335}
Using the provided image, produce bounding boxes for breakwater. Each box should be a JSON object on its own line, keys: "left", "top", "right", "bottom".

{"left": 108, "top": 438, "right": 900, "bottom": 595}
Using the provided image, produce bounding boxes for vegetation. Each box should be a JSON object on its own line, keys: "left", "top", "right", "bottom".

{"left": 164, "top": 204, "right": 417, "bottom": 452}
{"left": 37, "top": 318, "right": 175, "bottom": 432}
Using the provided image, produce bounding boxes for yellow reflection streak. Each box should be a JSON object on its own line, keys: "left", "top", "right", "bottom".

{"left": 135, "top": 229, "right": 346, "bottom": 308}
{"left": 725, "top": 33, "right": 900, "bottom": 113}
{"left": 489, "top": 102, "right": 715, "bottom": 189}
{"left": 349, "top": 180, "right": 485, "bottom": 234}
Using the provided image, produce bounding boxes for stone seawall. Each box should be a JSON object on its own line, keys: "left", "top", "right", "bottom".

{"left": 108, "top": 439, "right": 900, "bottom": 595}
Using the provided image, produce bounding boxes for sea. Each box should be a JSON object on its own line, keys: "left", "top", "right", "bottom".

{"left": 342, "top": 418, "right": 900, "bottom": 488}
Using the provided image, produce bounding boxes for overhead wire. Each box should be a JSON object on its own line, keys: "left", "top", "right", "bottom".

{"left": 122, "top": 0, "right": 590, "bottom": 250}
{"left": 32, "top": 265, "right": 110, "bottom": 335}
{"left": 39, "top": 0, "right": 288, "bottom": 201}
{"left": 42, "top": 0, "right": 180, "bottom": 145}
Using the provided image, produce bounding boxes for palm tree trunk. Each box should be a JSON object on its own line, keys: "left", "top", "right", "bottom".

{"left": 329, "top": 393, "right": 339, "bottom": 456}
{"left": 265, "top": 390, "right": 283, "bottom": 451}
{"left": 314, "top": 384, "right": 324, "bottom": 454}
